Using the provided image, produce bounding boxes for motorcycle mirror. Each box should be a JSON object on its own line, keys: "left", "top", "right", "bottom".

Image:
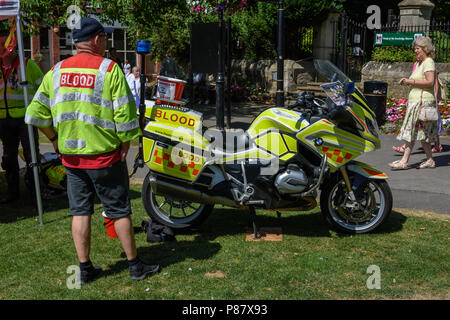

{"left": 345, "top": 82, "right": 355, "bottom": 94}
{"left": 305, "top": 92, "right": 315, "bottom": 101}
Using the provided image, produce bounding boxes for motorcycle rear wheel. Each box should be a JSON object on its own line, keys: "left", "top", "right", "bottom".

{"left": 141, "top": 172, "right": 214, "bottom": 229}
{"left": 320, "top": 178, "right": 392, "bottom": 234}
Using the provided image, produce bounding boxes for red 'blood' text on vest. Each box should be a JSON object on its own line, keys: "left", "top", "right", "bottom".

{"left": 60, "top": 73, "right": 96, "bottom": 89}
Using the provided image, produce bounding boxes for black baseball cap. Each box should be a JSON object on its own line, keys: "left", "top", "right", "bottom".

{"left": 72, "top": 17, "right": 113, "bottom": 43}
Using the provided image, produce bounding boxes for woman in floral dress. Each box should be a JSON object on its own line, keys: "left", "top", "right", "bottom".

{"left": 389, "top": 36, "right": 438, "bottom": 170}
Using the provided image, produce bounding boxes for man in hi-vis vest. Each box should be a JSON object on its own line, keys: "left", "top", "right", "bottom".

{"left": 25, "top": 18, "right": 160, "bottom": 284}
{"left": 0, "top": 29, "right": 43, "bottom": 204}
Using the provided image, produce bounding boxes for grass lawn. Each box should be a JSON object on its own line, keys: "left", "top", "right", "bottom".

{"left": 0, "top": 183, "right": 448, "bottom": 300}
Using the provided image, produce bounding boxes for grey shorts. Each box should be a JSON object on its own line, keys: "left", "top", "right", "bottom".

{"left": 65, "top": 160, "right": 132, "bottom": 219}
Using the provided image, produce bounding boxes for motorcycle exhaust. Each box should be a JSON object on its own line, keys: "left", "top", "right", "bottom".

{"left": 149, "top": 175, "right": 239, "bottom": 208}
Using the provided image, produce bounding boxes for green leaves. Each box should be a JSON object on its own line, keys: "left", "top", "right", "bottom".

{"left": 21, "top": 0, "right": 77, "bottom": 28}
{"left": 371, "top": 46, "right": 416, "bottom": 63}
{"left": 285, "top": 0, "right": 343, "bottom": 26}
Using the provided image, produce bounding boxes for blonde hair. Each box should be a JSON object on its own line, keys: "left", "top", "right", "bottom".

{"left": 413, "top": 36, "right": 435, "bottom": 59}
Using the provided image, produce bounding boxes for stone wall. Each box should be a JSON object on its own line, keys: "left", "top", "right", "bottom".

{"left": 230, "top": 59, "right": 316, "bottom": 94}
{"left": 230, "top": 59, "right": 450, "bottom": 99}
{"left": 361, "top": 61, "right": 450, "bottom": 98}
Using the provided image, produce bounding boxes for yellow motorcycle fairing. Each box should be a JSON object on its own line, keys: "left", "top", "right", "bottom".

{"left": 346, "top": 161, "right": 388, "bottom": 179}
{"left": 246, "top": 108, "right": 309, "bottom": 162}
{"left": 141, "top": 102, "right": 210, "bottom": 181}
{"left": 296, "top": 118, "right": 377, "bottom": 172}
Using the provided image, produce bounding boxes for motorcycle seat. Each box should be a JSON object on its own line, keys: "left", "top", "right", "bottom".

{"left": 205, "top": 129, "right": 250, "bottom": 152}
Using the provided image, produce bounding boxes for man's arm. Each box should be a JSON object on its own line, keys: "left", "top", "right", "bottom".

{"left": 120, "top": 141, "right": 130, "bottom": 162}
{"left": 39, "top": 127, "right": 59, "bottom": 155}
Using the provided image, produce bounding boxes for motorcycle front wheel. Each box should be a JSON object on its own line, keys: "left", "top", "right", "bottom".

{"left": 320, "top": 177, "right": 392, "bottom": 234}
{"left": 141, "top": 172, "right": 214, "bottom": 229}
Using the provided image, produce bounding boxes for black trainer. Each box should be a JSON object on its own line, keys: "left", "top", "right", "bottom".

{"left": 130, "top": 261, "right": 161, "bottom": 281}
{"left": 79, "top": 266, "right": 103, "bottom": 285}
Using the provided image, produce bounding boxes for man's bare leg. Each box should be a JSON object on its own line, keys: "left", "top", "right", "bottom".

{"left": 114, "top": 215, "right": 137, "bottom": 260}
{"left": 72, "top": 215, "right": 91, "bottom": 263}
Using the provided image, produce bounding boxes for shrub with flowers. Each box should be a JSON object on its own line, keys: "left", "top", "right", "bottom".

{"left": 230, "top": 85, "right": 247, "bottom": 101}
{"left": 384, "top": 97, "right": 450, "bottom": 133}
{"left": 230, "top": 85, "right": 265, "bottom": 101}
{"left": 385, "top": 97, "right": 408, "bottom": 124}
{"left": 229, "top": 81, "right": 272, "bottom": 103}
{"left": 188, "top": 0, "right": 249, "bottom": 15}
{"left": 438, "top": 100, "right": 450, "bottom": 130}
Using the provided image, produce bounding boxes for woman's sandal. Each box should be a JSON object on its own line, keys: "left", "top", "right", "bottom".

{"left": 389, "top": 160, "right": 409, "bottom": 170}
{"left": 392, "top": 145, "right": 405, "bottom": 153}
{"left": 418, "top": 159, "right": 436, "bottom": 169}
{"left": 431, "top": 145, "right": 442, "bottom": 153}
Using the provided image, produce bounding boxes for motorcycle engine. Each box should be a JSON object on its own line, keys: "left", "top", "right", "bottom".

{"left": 274, "top": 164, "right": 309, "bottom": 194}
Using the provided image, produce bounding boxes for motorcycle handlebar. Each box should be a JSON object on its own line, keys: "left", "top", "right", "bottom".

{"left": 288, "top": 91, "right": 317, "bottom": 110}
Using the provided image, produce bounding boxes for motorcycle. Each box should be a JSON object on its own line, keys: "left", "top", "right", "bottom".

{"left": 137, "top": 59, "right": 392, "bottom": 234}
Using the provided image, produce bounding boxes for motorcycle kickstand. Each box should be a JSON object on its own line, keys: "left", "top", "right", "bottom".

{"left": 248, "top": 206, "right": 261, "bottom": 240}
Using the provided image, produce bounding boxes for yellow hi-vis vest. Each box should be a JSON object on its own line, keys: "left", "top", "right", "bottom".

{"left": 0, "top": 57, "right": 43, "bottom": 119}
{"left": 25, "top": 54, "right": 141, "bottom": 155}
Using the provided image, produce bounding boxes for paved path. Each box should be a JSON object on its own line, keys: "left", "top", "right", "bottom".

{"left": 355, "top": 134, "right": 450, "bottom": 214}
{"left": 9, "top": 103, "right": 450, "bottom": 215}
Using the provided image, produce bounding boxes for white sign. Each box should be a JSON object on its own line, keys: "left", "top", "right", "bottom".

{"left": 375, "top": 34, "right": 383, "bottom": 44}
{"left": 0, "top": 0, "right": 20, "bottom": 20}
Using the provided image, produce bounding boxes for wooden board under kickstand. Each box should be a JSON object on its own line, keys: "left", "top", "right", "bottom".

{"left": 245, "top": 227, "right": 283, "bottom": 242}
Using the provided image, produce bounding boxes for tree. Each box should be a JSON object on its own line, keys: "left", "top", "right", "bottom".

{"left": 229, "top": 0, "right": 343, "bottom": 60}
{"left": 97, "top": 0, "right": 191, "bottom": 63}
{"left": 230, "top": 2, "right": 277, "bottom": 60}
{"left": 24, "top": 0, "right": 446, "bottom": 65}
{"left": 430, "top": 0, "right": 449, "bottom": 22}
{"left": 20, "top": 0, "right": 85, "bottom": 34}
{"left": 100, "top": 1, "right": 255, "bottom": 65}
{"left": 18, "top": 0, "right": 346, "bottom": 63}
